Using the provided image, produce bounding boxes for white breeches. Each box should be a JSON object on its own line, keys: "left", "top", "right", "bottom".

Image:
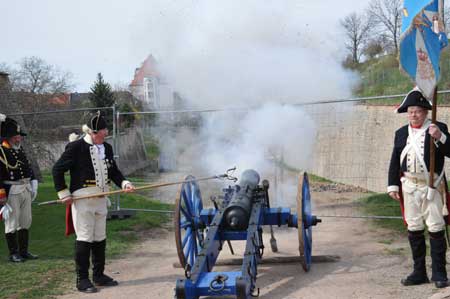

{"left": 72, "top": 187, "right": 108, "bottom": 243}
{"left": 401, "top": 177, "right": 446, "bottom": 233}
{"left": 4, "top": 187, "right": 32, "bottom": 234}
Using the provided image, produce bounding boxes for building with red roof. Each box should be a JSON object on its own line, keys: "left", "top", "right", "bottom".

{"left": 129, "top": 55, "right": 162, "bottom": 109}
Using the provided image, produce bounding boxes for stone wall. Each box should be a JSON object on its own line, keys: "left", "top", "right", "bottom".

{"left": 309, "top": 103, "right": 450, "bottom": 193}
{"left": 115, "top": 128, "right": 152, "bottom": 175}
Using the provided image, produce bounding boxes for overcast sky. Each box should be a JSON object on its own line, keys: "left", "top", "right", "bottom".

{"left": 1, "top": 1, "right": 371, "bottom": 93}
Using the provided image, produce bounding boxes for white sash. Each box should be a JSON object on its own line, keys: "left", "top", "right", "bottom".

{"left": 400, "top": 120, "right": 445, "bottom": 191}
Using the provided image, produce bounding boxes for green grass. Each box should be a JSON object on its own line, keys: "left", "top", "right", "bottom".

{"left": 272, "top": 159, "right": 332, "bottom": 183}
{"left": 384, "top": 247, "right": 407, "bottom": 256}
{"left": 0, "top": 175, "right": 172, "bottom": 299}
{"left": 308, "top": 173, "right": 333, "bottom": 183}
{"left": 355, "top": 48, "right": 450, "bottom": 104}
{"left": 358, "top": 193, "right": 404, "bottom": 233}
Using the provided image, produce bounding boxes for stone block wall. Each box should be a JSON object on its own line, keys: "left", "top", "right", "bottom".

{"left": 308, "top": 103, "right": 450, "bottom": 193}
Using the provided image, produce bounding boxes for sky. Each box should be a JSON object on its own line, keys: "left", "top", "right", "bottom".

{"left": 1, "top": 0, "right": 371, "bottom": 94}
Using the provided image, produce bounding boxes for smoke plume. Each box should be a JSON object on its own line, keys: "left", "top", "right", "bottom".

{"left": 138, "top": 1, "right": 360, "bottom": 200}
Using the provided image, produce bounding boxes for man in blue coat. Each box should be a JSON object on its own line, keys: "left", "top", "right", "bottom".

{"left": 53, "top": 112, "right": 135, "bottom": 293}
{"left": 388, "top": 88, "right": 450, "bottom": 288}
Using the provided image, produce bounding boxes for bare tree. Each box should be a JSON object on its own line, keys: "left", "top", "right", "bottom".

{"left": 364, "top": 33, "right": 393, "bottom": 58}
{"left": 113, "top": 81, "right": 131, "bottom": 92}
{"left": 340, "top": 12, "right": 372, "bottom": 64}
{"left": 11, "top": 56, "right": 74, "bottom": 94}
{"left": 367, "top": 0, "right": 402, "bottom": 53}
{"left": 0, "top": 62, "right": 12, "bottom": 74}
{"left": 364, "top": 40, "right": 384, "bottom": 59}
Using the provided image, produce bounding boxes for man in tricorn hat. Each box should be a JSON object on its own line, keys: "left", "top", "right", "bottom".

{"left": 0, "top": 115, "right": 39, "bottom": 262}
{"left": 388, "top": 88, "right": 450, "bottom": 288}
{"left": 52, "top": 112, "right": 135, "bottom": 293}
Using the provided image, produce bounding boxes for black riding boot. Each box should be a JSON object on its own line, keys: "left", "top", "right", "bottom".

{"left": 92, "top": 239, "right": 118, "bottom": 287}
{"left": 18, "top": 229, "right": 38, "bottom": 259}
{"left": 5, "top": 232, "right": 24, "bottom": 262}
{"left": 75, "top": 241, "right": 97, "bottom": 293}
{"left": 430, "top": 230, "right": 449, "bottom": 288}
{"left": 401, "top": 230, "right": 429, "bottom": 286}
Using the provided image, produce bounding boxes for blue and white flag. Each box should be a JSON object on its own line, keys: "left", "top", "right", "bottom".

{"left": 400, "top": 0, "right": 448, "bottom": 100}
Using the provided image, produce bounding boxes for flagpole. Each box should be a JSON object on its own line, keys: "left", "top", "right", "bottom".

{"left": 429, "top": 86, "right": 438, "bottom": 188}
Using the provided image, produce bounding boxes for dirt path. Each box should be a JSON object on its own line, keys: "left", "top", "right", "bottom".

{"left": 59, "top": 183, "right": 450, "bottom": 299}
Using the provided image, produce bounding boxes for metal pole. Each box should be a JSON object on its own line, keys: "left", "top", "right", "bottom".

{"left": 280, "top": 147, "right": 284, "bottom": 200}
{"left": 123, "top": 208, "right": 174, "bottom": 214}
{"left": 317, "top": 215, "right": 403, "bottom": 220}
{"left": 115, "top": 108, "right": 121, "bottom": 211}
{"left": 429, "top": 87, "right": 438, "bottom": 188}
{"left": 112, "top": 104, "right": 117, "bottom": 154}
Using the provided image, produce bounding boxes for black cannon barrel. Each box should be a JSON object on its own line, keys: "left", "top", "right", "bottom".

{"left": 223, "top": 169, "right": 260, "bottom": 230}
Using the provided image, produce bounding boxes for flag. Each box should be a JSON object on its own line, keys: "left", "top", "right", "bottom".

{"left": 400, "top": 0, "right": 448, "bottom": 100}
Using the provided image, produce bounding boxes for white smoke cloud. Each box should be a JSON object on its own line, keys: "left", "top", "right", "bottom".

{"left": 141, "top": 1, "right": 361, "bottom": 108}
{"left": 136, "top": 1, "right": 361, "bottom": 199}
{"left": 199, "top": 103, "right": 316, "bottom": 174}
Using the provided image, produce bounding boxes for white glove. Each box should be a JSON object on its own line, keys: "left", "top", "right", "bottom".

{"left": 31, "top": 179, "right": 38, "bottom": 201}
{"left": 121, "top": 180, "right": 135, "bottom": 192}
{"left": 124, "top": 182, "right": 134, "bottom": 190}
{"left": 1, "top": 203, "right": 12, "bottom": 221}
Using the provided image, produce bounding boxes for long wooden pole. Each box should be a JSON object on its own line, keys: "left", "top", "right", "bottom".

{"left": 38, "top": 173, "right": 234, "bottom": 206}
{"left": 429, "top": 87, "right": 438, "bottom": 188}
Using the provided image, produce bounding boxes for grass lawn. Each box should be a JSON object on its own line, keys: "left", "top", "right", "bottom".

{"left": 358, "top": 192, "right": 405, "bottom": 233}
{"left": 0, "top": 175, "right": 172, "bottom": 299}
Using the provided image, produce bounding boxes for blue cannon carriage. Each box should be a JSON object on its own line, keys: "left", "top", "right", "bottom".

{"left": 174, "top": 169, "right": 321, "bottom": 299}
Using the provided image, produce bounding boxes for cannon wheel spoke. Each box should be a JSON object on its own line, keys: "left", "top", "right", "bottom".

{"left": 297, "top": 171, "right": 312, "bottom": 272}
{"left": 174, "top": 175, "right": 205, "bottom": 269}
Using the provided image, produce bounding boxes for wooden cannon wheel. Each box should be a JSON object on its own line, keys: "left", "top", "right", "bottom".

{"left": 174, "top": 175, "right": 205, "bottom": 269}
{"left": 296, "top": 171, "right": 313, "bottom": 272}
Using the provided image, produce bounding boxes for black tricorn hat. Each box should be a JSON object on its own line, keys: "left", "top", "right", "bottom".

{"left": 87, "top": 111, "right": 107, "bottom": 133}
{"left": 1, "top": 117, "right": 26, "bottom": 138}
{"left": 396, "top": 89, "right": 432, "bottom": 113}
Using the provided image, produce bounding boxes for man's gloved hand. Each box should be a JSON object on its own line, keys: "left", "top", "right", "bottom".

{"left": 1, "top": 203, "right": 12, "bottom": 220}
{"left": 31, "top": 179, "right": 38, "bottom": 201}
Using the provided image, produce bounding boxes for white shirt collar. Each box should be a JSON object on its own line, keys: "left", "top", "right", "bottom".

{"left": 83, "top": 134, "right": 93, "bottom": 145}
{"left": 84, "top": 134, "right": 106, "bottom": 159}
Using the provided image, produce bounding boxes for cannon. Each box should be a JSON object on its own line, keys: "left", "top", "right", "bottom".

{"left": 174, "top": 169, "right": 321, "bottom": 299}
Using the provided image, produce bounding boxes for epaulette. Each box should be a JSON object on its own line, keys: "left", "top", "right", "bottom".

{"left": 1, "top": 140, "right": 10, "bottom": 149}
{"left": 0, "top": 142, "right": 20, "bottom": 170}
